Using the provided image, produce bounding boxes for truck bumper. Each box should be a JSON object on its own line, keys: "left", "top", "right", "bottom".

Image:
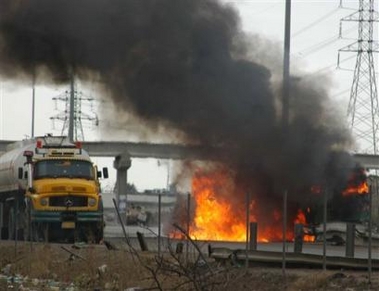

{"left": 30, "top": 210, "right": 103, "bottom": 223}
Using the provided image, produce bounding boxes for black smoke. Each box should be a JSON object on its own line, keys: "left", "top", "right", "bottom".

{"left": 0, "top": 0, "right": 357, "bottom": 208}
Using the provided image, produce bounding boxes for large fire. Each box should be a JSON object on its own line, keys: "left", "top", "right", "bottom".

{"left": 342, "top": 168, "right": 369, "bottom": 196}
{"left": 188, "top": 168, "right": 312, "bottom": 242}
{"left": 171, "top": 166, "right": 369, "bottom": 243}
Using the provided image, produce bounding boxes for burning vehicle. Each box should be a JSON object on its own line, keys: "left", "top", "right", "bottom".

{"left": 169, "top": 163, "right": 375, "bottom": 244}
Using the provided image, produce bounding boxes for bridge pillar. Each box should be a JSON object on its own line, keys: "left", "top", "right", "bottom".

{"left": 113, "top": 153, "right": 132, "bottom": 219}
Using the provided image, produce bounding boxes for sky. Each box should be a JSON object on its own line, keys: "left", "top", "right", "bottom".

{"left": 0, "top": 0, "right": 371, "bottom": 191}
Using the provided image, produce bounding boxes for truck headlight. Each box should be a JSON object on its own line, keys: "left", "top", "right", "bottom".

{"left": 88, "top": 198, "right": 97, "bottom": 207}
{"left": 40, "top": 197, "right": 48, "bottom": 206}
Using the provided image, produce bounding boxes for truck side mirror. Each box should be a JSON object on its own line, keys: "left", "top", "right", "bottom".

{"left": 103, "top": 167, "right": 109, "bottom": 179}
{"left": 18, "top": 168, "right": 23, "bottom": 179}
{"left": 97, "top": 171, "right": 102, "bottom": 178}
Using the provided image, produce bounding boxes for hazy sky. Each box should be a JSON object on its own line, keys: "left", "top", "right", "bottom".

{"left": 0, "top": 0, "right": 367, "bottom": 191}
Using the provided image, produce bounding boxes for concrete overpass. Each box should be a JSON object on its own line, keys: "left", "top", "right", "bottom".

{"left": 1, "top": 140, "right": 379, "bottom": 169}
{"left": 351, "top": 154, "right": 379, "bottom": 170}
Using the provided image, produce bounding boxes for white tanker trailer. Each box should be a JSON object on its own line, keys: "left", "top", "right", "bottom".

{"left": 0, "top": 135, "right": 108, "bottom": 243}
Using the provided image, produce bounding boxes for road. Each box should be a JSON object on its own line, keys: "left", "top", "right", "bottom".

{"left": 104, "top": 224, "right": 379, "bottom": 261}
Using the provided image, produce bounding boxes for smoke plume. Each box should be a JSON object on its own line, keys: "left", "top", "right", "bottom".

{"left": 0, "top": 0, "right": 356, "bottom": 206}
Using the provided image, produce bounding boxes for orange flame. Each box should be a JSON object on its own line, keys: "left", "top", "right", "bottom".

{"left": 294, "top": 208, "right": 315, "bottom": 242}
{"left": 190, "top": 169, "right": 247, "bottom": 241}
{"left": 342, "top": 169, "right": 369, "bottom": 196}
{"left": 342, "top": 181, "right": 369, "bottom": 196}
{"left": 188, "top": 168, "right": 311, "bottom": 242}
{"left": 294, "top": 209, "right": 306, "bottom": 224}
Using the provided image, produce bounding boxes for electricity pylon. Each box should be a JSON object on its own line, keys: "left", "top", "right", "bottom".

{"left": 338, "top": 0, "right": 379, "bottom": 154}
{"left": 50, "top": 77, "right": 98, "bottom": 141}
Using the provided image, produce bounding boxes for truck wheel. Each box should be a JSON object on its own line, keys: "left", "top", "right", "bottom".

{"left": 86, "top": 223, "right": 103, "bottom": 244}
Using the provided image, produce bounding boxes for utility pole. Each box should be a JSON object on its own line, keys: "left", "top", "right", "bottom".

{"left": 31, "top": 73, "right": 36, "bottom": 138}
{"left": 50, "top": 77, "right": 99, "bottom": 141}
{"left": 68, "top": 76, "right": 75, "bottom": 142}
{"left": 282, "top": 0, "right": 291, "bottom": 282}
{"left": 338, "top": 0, "right": 379, "bottom": 154}
{"left": 282, "top": 0, "right": 292, "bottom": 132}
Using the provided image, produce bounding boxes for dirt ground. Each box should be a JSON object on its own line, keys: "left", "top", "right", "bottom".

{"left": 0, "top": 240, "right": 378, "bottom": 291}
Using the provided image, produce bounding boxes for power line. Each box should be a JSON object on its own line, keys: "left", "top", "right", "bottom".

{"left": 295, "top": 25, "right": 357, "bottom": 57}
{"left": 296, "top": 35, "right": 339, "bottom": 57}
{"left": 301, "top": 54, "right": 356, "bottom": 79}
{"left": 292, "top": 7, "right": 339, "bottom": 38}
{"left": 330, "top": 88, "right": 351, "bottom": 99}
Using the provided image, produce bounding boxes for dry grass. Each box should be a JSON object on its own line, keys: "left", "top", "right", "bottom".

{"left": 0, "top": 242, "right": 151, "bottom": 290}
{"left": 0, "top": 241, "right": 378, "bottom": 290}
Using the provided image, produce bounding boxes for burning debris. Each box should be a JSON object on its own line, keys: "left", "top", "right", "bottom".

{"left": 342, "top": 167, "right": 369, "bottom": 196}
{"left": 170, "top": 163, "right": 371, "bottom": 243}
{"left": 0, "top": 0, "right": 365, "bottom": 242}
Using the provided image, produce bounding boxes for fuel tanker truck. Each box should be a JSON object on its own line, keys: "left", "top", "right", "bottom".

{"left": 0, "top": 135, "right": 108, "bottom": 243}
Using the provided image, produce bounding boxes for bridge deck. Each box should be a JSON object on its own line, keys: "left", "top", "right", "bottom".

{"left": 1, "top": 140, "right": 379, "bottom": 168}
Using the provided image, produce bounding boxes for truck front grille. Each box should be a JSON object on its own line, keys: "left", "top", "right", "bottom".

{"left": 49, "top": 196, "right": 88, "bottom": 207}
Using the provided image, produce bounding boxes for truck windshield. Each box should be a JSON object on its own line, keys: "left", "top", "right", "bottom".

{"left": 34, "top": 160, "right": 95, "bottom": 180}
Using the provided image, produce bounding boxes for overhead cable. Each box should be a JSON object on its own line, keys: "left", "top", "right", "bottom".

{"left": 295, "top": 26, "right": 356, "bottom": 57}
{"left": 292, "top": 8, "right": 339, "bottom": 39}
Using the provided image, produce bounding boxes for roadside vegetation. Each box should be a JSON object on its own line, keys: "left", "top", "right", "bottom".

{"left": 0, "top": 236, "right": 378, "bottom": 291}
